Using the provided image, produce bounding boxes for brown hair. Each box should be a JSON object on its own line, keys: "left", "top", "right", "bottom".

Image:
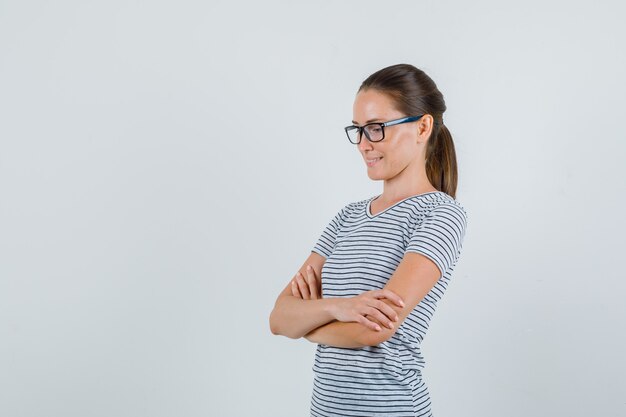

{"left": 359, "top": 64, "right": 458, "bottom": 199}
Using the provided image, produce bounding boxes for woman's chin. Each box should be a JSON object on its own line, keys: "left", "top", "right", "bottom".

{"left": 366, "top": 171, "right": 384, "bottom": 181}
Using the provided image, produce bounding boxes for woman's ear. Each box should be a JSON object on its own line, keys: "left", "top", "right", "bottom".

{"left": 416, "top": 114, "right": 434, "bottom": 142}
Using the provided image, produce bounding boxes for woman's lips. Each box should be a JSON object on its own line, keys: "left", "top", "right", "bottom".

{"left": 366, "top": 157, "right": 382, "bottom": 167}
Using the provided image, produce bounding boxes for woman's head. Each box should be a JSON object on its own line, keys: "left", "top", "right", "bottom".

{"left": 353, "top": 64, "right": 458, "bottom": 198}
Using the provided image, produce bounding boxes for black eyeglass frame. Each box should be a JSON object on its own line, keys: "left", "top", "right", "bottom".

{"left": 344, "top": 115, "right": 424, "bottom": 144}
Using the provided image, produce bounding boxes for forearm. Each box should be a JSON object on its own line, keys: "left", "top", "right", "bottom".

{"left": 304, "top": 320, "right": 376, "bottom": 348}
{"left": 269, "top": 295, "right": 337, "bottom": 339}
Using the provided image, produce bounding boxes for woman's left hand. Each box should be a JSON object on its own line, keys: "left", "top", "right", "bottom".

{"left": 291, "top": 265, "right": 322, "bottom": 300}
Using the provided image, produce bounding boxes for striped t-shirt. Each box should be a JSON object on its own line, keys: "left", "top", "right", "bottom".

{"left": 309, "top": 191, "right": 468, "bottom": 417}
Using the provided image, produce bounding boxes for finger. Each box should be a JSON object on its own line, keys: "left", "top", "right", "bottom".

{"left": 373, "top": 299, "right": 399, "bottom": 322}
{"left": 366, "top": 306, "right": 395, "bottom": 329}
{"left": 296, "top": 273, "right": 311, "bottom": 299}
{"left": 364, "top": 314, "right": 386, "bottom": 331}
{"left": 375, "top": 289, "right": 405, "bottom": 308}
{"left": 291, "top": 279, "right": 302, "bottom": 298}
{"left": 305, "top": 266, "right": 319, "bottom": 299}
{"left": 357, "top": 315, "right": 381, "bottom": 332}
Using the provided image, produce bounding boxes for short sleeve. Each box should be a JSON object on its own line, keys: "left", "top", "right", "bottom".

{"left": 311, "top": 204, "right": 350, "bottom": 258}
{"left": 404, "top": 202, "right": 468, "bottom": 278}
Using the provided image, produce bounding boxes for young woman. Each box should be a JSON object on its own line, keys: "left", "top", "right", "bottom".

{"left": 269, "top": 63, "right": 468, "bottom": 417}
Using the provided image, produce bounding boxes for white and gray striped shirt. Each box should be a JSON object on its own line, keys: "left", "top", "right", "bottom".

{"left": 309, "top": 191, "right": 468, "bottom": 417}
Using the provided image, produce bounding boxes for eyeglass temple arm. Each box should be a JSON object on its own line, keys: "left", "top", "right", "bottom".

{"left": 381, "top": 115, "right": 423, "bottom": 127}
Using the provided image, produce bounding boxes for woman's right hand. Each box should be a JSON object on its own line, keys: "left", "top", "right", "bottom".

{"left": 291, "top": 265, "right": 322, "bottom": 300}
{"left": 330, "top": 290, "right": 405, "bottom": 331}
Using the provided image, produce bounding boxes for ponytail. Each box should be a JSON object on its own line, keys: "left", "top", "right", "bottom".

{"left": 426, "top": 122, "right": 458, "bottom": 199}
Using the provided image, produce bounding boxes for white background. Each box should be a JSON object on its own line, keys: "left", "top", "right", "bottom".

{"left": 1, "top": 1, "right": 625, "bottom": 416}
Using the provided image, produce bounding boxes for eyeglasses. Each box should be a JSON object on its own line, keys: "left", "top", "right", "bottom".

{"left": 344, "top": 115, "right": 424, "bottom": 144}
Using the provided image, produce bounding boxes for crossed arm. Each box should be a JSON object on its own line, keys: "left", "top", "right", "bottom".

{"left": 269, "top": 250, "right": 442, "bottom": 348}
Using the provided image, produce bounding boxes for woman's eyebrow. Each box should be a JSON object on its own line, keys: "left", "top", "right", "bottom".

{"left": 351, "top": 118, "right": 382, "bottom": 125}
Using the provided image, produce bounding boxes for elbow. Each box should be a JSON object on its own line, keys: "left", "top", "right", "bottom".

{"left": 270, "top": 322, "right": 292, "bottom": 338}
{"left": 269, "top": 310, "right": 281, "bottom": 336}
{"left": 271, "top": 325, "right": 300, "bottom": 339}
{"left": 269, "top": 318, "right": 279, "bottom": 336}
{"left": 268, "top": 310, "right": 299, "bottom": 339}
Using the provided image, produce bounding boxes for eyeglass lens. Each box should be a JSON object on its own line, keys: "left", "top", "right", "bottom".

{"left": 347, "top": 124, "right": 384, "bottom": 144}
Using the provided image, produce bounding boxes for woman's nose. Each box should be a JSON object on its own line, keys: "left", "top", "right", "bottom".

{"left": 357, "top": 133, "right": 373, "bottom": 151}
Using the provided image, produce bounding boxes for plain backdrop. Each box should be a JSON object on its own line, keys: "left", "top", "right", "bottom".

{"left": 1, "top": 1, "right": 625, "bottom": 416}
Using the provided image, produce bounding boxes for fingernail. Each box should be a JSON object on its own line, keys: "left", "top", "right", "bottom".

{"left": 375, "top": 325, "right": 381, "bottom": 331}
{"left": 388, "top": 323, "right": 394, "bottom": 329}
{"left": 307, "top": 265, "right": 312, "bottom": 270}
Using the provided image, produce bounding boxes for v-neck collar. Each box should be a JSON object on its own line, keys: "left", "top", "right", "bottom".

{"left": 366, "top": 191, "right": 444, "bottom": 218}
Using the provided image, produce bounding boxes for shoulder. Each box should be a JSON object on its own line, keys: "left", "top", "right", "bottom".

{"left": 434, "top": 192, "right": 468, "bottom": 220}
{"left": 335, "top": 196, "right": 371, "bottom": 216}
{"left": 403, "top": 192, "right": 468, "bottom": 229}
{"left": 322, "top": 197, "right": 368, "bottom": 228}
{"left": 420, "top": 191, "right": 467, "bottom": 217}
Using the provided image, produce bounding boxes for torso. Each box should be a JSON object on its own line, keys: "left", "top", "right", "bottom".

{"left": 309, "top": 191, "right": 467, "bottom": 417}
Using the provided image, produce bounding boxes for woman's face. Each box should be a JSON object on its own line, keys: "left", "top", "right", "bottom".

{"left": 352, "top": 89, "right": 427, "bottom": 182}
